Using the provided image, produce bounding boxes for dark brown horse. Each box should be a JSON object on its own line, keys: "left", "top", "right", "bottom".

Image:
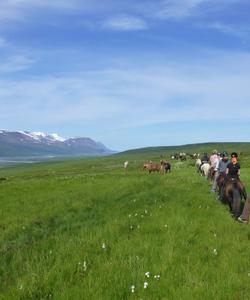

{"left": 208, "top": 166, "right": 216, "bottom": 181}
{"left": 160, "top": 160, "right": 171, "bottom": 173}
{"left": 221, "top": 177, "right": 247, "bottom": 218}
{"left": 216, "top": 173, "right": 226, "bottom": 196}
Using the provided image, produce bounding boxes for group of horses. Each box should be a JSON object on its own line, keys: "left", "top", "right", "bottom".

{"left": 172, "top": 152, "right": 200, "bottom": 161}
{"left": 143, "top": 160, "right": 171, "bottom": 174}
{"left": 195, "top": 158, "right": 247, "bottom": 219}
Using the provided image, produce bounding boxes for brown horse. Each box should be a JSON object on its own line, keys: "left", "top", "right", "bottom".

{"left": 143, "top": 161, "right": 171, "bottom": 174}
{"left": 216, "top": 173, "right": 226, "bottom": 196}
{"left": 160, "top": 160, "right": 171, "bottom": 173}
{"left": 208, "top": 166, "right": 216, "bottom": 181}
{"left": 221, "top": 177, "right": 247, "bottom": 218}
{"left": 143, "top": 163, "right": 162, "bottom": 173}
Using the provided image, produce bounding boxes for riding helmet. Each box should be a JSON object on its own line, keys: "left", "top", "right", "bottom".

{"left": 231, "top": 152, "right": 238, "bottom": 158}
{"left": 221, "top": 151, "right": 228, "bottom": 157}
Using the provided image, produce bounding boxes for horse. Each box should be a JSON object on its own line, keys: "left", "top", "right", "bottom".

{"left": 200, "top": 163, "right": 210, "bottom": 178}
{"left": 179, "top": 153, "right": 187, "bottom": 161}
{"left": 208, "top": 166, "right": 216, "bottom": 181}
{"left": 221, "top": 177, "right": 247, "bottom": 218}
{"left": 160, "top": 160, "right": 171, "bottom": 173}
{"left": 216, "top": 173, "right": 227, "bottom": 197}
{"left": 195, "top": 158, "right": 201, "bottom": 173}
{"left": 143, "top": 162, "right": 162, "bottom": 173}
{"left": 190, "top": 152, "right": 199, "bottom": 159}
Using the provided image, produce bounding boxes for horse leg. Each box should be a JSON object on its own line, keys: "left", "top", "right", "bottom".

{"left": 227, "top": 196, "right": 233, "bottom": 215}
{"left": 232, "top": 187, "right": 241, "bottom": 218}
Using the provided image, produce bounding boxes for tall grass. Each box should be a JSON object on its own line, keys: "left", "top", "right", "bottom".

{"left": 0, "top": 151, "right": 250, "bottom": 299}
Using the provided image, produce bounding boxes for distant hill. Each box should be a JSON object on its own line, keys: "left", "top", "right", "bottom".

{"left": 117, "top": 142, "right": 250, "bottom": 159}
{"left": 0, "top": 130, "right": 114, "bottom": 157}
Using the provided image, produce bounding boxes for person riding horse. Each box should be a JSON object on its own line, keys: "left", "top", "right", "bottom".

{"left": 212, "top": 151, "right": 230, "bottom": 194}
{"left": 221, "top": 152, "right": 247, "bottom": 218}
{"left": 199, "top": 152, "right": 209, "bottom": 173}
{"left": 209, "top": 150, "right": 220, "bottom": 183}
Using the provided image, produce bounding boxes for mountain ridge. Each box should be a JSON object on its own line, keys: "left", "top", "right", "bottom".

{"left": 0, "top": 130, "right": 114, "bottom": 157}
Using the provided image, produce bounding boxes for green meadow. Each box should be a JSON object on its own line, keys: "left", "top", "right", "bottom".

{"left": 1, "top": 144, "right": 250, "bottom": 300}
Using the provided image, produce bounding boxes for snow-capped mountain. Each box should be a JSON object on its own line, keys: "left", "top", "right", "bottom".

{"left": 0, "top": 130, "right": 113, "bottom": 157}
{"left": 18, "top": 131, "right": 66, "bottom": 143}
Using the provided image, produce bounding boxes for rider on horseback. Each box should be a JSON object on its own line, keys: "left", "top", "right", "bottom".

{"left": 199, "top": 152, "right": 209, "bottom": 173}
{"left": 209, "top": 150, "right": 219, "bottom": 190}
{"left": 222, "top": 152, "right": 247, "bottom": 217}
{"left": 226, "top": 152, "right": 240, "bottom": 180}
{"left": 211, "top": 151, "right": 229, "bottom": 193}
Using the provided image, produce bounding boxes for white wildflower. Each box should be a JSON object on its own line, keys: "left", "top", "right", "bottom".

{"left": 131, "top": 285, "right": 135, "bottom": 293}
{"left": 83, "top": 261, "right": 87, "bottom": 271}
{"left": 213, "top": 248, "right": 217, "bottom": 255}
{"left": 145, "top": 271, "right": 150, "bottom": 278}
{"left": 145, "top": 209, "right": 148, "bottom": 214}
{"left": 102, "top": 243, "right": 106, "bottom": 250}
{"left": 144, "top": 281, "right": 148, "bottom": 289}
{"left": 154, "top": 275, "right": 161, "bottom": 280}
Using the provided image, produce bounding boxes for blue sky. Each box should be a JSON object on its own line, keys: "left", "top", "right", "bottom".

{"left": 0, "top": 0, "right": 250, "bottom": 150}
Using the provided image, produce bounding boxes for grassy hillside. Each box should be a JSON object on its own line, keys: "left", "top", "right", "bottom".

{"left": 119, "top": 142, "right": 250, "bottom": 159}
{"left": 1, "top": 147, "right": 250, "bottom": 299}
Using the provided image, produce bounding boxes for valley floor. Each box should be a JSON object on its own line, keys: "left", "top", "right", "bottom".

{"left": 0, "top": 154, "right": 250, "bottom": 299}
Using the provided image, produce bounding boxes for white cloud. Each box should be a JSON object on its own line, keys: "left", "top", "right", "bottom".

{"left": 0, "top": 0, "right": 247, "bottom": 32}
{"left": 1, "top": 49, "right": 250, "bottom": 149}
{"left": 1, "top": 0, "right": 78, "bottom": 10}
{"left": 0, "top": 50, "right": 250, "bottom": 131}
{"left": 155, "top": 0, "right": 206, "bottom": 19}
{"left": 103, "top": 15, "right": 148, "bottom": 31}
{"left": 0, "top": 0, "right": 83, "bottom": 26}
{"left": 206, "top": 22, "right": 250, "bottom": 41}
{"left": 0, "top": 55, "right": 34, "bottom": 73}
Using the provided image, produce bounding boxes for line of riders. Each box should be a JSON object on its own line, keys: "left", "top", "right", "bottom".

{"left": 197, "top": 150, "right": 250, "bottom": 224}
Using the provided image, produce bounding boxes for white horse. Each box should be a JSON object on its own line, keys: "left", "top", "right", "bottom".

{"left": 200, "top": 163, "right": 210, "bottom": 178}
{"left": 195, "top": 158, "right": 201, "bottom": 172}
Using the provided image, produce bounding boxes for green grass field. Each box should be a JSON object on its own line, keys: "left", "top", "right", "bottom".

{"left": 1, "top": 145, "right": 250, "bottom": 299}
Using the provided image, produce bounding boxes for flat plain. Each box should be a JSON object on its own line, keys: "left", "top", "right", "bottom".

{"left": 1, "top": 144, "right": 250, "bottom": 300}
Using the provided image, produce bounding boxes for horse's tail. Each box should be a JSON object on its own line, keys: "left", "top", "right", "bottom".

{"left": 236, "top": 180, "right": 247, "bottom": 200}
